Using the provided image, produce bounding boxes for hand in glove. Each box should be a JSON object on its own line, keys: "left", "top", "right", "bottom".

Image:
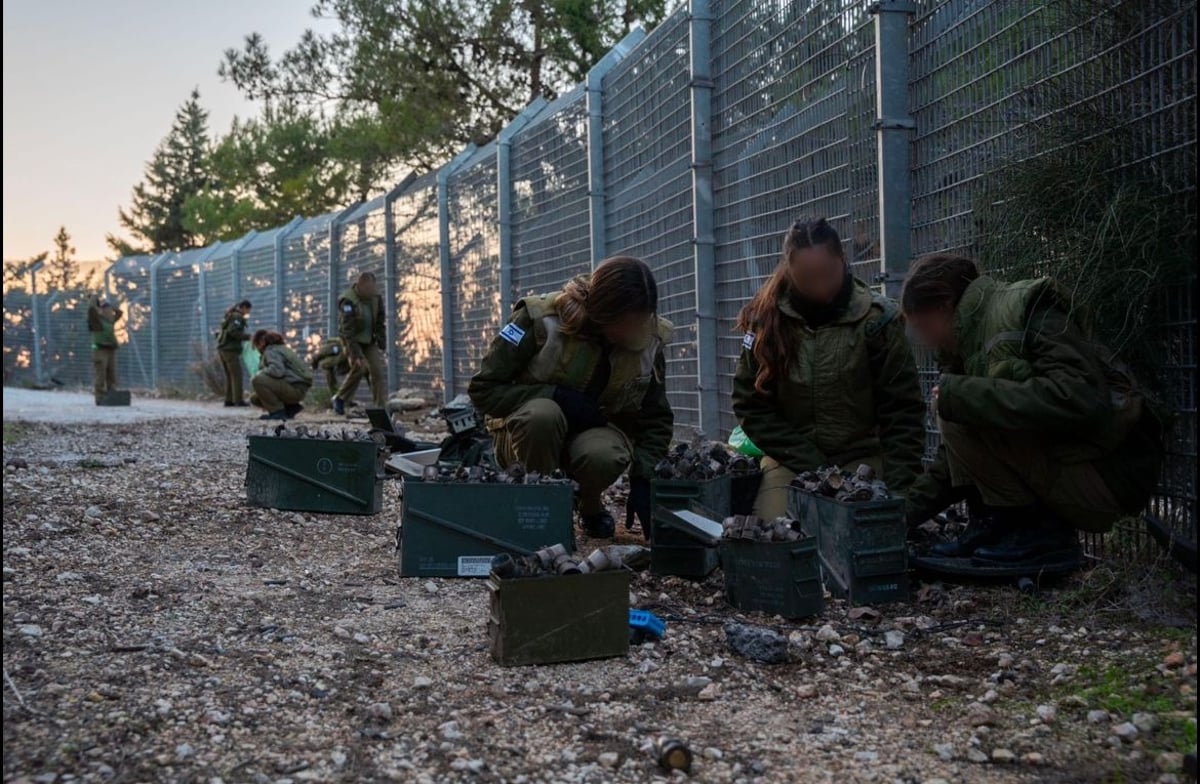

{"left": 625, "top": 477, "right": 653, "bottom": 539}
{"left": 552, "top": 386, "right": 607, "bottom": 433}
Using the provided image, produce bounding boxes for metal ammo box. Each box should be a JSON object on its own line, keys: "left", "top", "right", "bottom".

{"left": 399, "top": 478, "right": 575, "bottom": 577}
{"left": 721, "top": 535, "right": 824, "bottom": 618}
{"left": 96, "top": 390, "right": 131, "bottom": 406}
{"left": 487, "top": 570, "right": 630, "bottom": 666}
{"left": 245, "top": 435, "right": 386, "bottom": 515}
{"left": 789, "top": 488, "right": 909, "bottom": 605}
{"left": 649, "top": 476, "right": 731, "bottom": 577}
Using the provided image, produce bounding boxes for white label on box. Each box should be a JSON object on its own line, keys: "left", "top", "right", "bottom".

{"left": 457, "top": 556, "right": 493, "bottom": 577}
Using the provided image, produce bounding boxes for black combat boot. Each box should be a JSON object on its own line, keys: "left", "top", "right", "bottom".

{"left": 928, "top": 512, "right": 1004, "bottom": 557}
{"left": 580, "top": 511, "right": 616, "bottom": 539}
{"left": 332, "top": 397, "right": 345, "bottom": 416}
{"left": 972, "top": 522, "right": 1080, "bottom": 565}
{"left": 284, "top": 403, "right": 304, "bottom": 419}
{"left": 259, "top": 409, "right": 288, "bottom": 421}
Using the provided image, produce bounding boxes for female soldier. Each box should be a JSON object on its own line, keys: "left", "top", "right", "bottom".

{"left": 217, "top": 300, "right": 253, "bottom": 406}
{"left": 902, "top": 255, "right": 1163, "bottom": 563}
{"left": 468, "top": 257, "right": 674, "bottom": 539}
{"left": 733, "top": 218, "right": 925, "bottom": 519}
{"left": 249, "top": 329, "right": 313, "bottom": 421}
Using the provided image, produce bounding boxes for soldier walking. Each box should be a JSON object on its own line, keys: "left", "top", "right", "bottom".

{"left": 87, "top": 295, "right": 123, "bottom": 404}
{"left": 330, "top": 271, "right": 387, "bottom": 415}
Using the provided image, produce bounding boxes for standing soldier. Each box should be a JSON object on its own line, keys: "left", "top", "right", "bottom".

{"left": 330, "top": 271, "right": 387, "bottom": 415}
{"left": 310, "top": 338, "right": 351, "bottom": 392}
{"left": 217, "top": 300, "right": 253, "bottom": 406}
{"left": 87, "top": 295, "right": 123, "bottom": 404}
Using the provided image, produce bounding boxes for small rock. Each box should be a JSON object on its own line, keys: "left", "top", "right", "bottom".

{"left": 885, "top": 630, "right": 905, "bottom": 650}
{"left": 1036, "top": 704, "right": 1057, "bottom": 724}
{"left": 923, "top": 779, "right": 950, "bottom": 784}
{"left": 854, "top": 751, "right": 878, "bottom": 763}
{"left": 828, "top": 644, "right": 845, "bottom": 657}
{"left": 1088, "top": 710, "right": 1110, "bottom": 724}
{"left": 965, "top": 702, "right": 996, "bottom": 727}
{"left": 1132, "top": 712, "right": 1158, "bottom": 733}
{"left": 1111, "top": 722, "right": 1139, "bottom": 742}
{"left": 332, "top": 626, "right": 351, "bottom": 639}
{"left": 85, "top": 506, "right": 103, "bottom": 519}
{"left": 19, "top": 624, "right": 43, "bottom": 638}
{"left": 367, "top": 702, "right": 393, "bottom": 721}
{"left": 439, "top": 720, "right": 463, "bottom": 740}
{"left": 154, "top": 699, "right": 173, "bottom": 716}
{"left": 423, "top": 581, "right": 438, "bottom": 594}
{"left": 684, "top": 676, "right": 712, "bottom": 692}
{"left": 33, "top": 774, "right": 58, "bottom": 784}
{"left": 815, "top": 625, "right": 840, "bottom": 642}
{"left": 724, "top": 623, "right": 789, "bottom": 664}
{"left": 991, "top": 748, "right": 1015, "bottom": 764}
{"left": 55, "top": 571, "right": 83, "bottom": 582}
{"left": 933, "top": 743, "right": 955, "bottom": 761}
{"left": 352, "top": 633, "right": 369, "bottom": 644}
{"left": 1024, "top": 752, "right": 1045, "bottom": 765}
{"left": 981, "top": 689, "right": 998, "bottom": 704}
{"left": 175, "top": 743, "right": 193, "bottom": 760}
{"left": 698, "top": 682, "right": 720, "bottom": 701}
{"left": 598, "top": 752, "right": 619, "bottom": 768}
{"left": 1157, "top": 752, "right": 1183, "bottom": 773}
{"left": 1164, "top": 651, "right": 1185, "bottom": 668}
{"left": 330, "top": 751, "right": 347, "bottom": 769}
{"left": 413, "top": 676, "right": 433, "bottom": 689}
{"left": 997, "top": 653, "right": 1015, "bottom": 668}
{"left": 703, "top": 748, "right": 723, "bottom": 761}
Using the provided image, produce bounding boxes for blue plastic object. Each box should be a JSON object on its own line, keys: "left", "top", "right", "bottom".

{"left": 628, "top": 610, "right": 666, "bottom": 640}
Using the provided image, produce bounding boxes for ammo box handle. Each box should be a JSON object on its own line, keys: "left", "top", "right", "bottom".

{"left": 409, "top": 508, "right": 537, "bottom": 556}
{"left": 248, "top": 453, "right": 371, "bottom": 506}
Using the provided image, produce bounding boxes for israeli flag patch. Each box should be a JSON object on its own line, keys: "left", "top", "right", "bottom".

{"left": 342, "top": 303, "right": 354, "bottom": 313}
{"left": 500, "top": 322, "right": 526, "bottom": 346}
{"left": 742, "top": 332, "right": 756, "bottom": 350}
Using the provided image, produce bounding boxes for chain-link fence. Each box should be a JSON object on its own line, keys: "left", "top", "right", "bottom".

{"left": 5, "top": 0, "right": 1194, "bottom": 552}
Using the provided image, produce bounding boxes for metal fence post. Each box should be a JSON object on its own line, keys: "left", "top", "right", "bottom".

{"left": 585, "top": 28, "right": 647, "bottom": 270}
{"left": 231, "top": 231, "right": 256, "bottom": 302}
{"left": 275, "top": 216, "right": 303, "bottom": 332}
{"left": 497, "top": 99, "right": 548, "bottom": 317}
{"left": 437, "top": 146, "right": 477, "bottom": 402}
{"left": 689, "top": 0, "right": 720, "bottom": 437}
{"left": 30, "top": 259, "right": 45, "bottom": 383}
{"left": 872, "top": 0, "right": 916, "bottom": 298}
{"left": 149, "top": 252, "right": 173, "bottom": 388}
{"left": 382, "top": 174, "right": 417, "bottom": 393}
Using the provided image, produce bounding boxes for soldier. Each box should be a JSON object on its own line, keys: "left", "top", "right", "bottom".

{"left": 330, "top": 271, "right": 387, "bottom": 415}
{"left": 310, "top": 338, "right": 351, "bottom": 392}
{"left": 902, "top": 255, "right": 1164, "bottom": 563}
{"left": 217, "top": 300, "right": 253, "bottom": 406}
{"left": 86, "top": 295, "right": 123, "bottom": 404}
{"left": 732, "top": 218, "right": 925, "bottom": 519}
{"left": 249, "top": 329, "right": 313, "bottom": 421}
{"left": 468, "top": 256, "right": 674, "bottom": 539}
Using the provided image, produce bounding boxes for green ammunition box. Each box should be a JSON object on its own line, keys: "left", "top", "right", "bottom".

{"left": 721, "top": 537, "right": 824, "bottom": 618}
{"left": 96, "top": 390, "right": 131, "bottom": 406}
{"left": 245, "top": 435, "right": 385, "bottom": 515}
{"left": 649, "top": 476, "right": 730, "bottom": 577}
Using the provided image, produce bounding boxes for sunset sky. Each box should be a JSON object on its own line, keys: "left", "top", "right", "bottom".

{"left": 2, "top": 0, "right": 328, "bottom": 263}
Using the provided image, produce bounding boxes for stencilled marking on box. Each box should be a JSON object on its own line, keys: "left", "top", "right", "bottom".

{"left": 458, "top": 556, "right": 493, "bottom": 577}
{"left": 514, "top": 505, "right": 552, "bottom": 530}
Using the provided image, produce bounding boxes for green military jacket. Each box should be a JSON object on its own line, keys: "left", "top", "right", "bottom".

{"left": 338, "top": 286, "right": 385, "bottom": 354}
{"left": 217, "top": 309, "right": 250, "bottom": 353}
{"left": 906, "top": 275, "right": 1162, "bottom": 520}
{"left": 467, "top": 291, "right": 675, "bottom": 480}
{"left": 87, "top": 299, "right": 122, "bottom": 349}
{"left": 731, "top": 279, "right": 925, "bottom": 495}
{"left": 313, "top": 338, "right": 350, "bottom": 371}
{"left": 258, "top": 344, "right": 314, "bottom": 387}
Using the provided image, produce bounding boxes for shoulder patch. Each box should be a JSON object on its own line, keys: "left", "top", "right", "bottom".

{"left": 499, "top": 322, "right": 526, "bottom": 346}
{"left": 341, "top": 303, "right": 355, "bottom": 314}
{"left": 742, "top": 332, "right": 756, "bottom": 350}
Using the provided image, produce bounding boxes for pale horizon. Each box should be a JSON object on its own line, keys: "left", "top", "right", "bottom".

{"left": 2, "top": 0, "right": 328, "bottom": 263}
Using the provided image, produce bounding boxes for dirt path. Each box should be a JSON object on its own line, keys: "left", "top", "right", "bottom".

{"left": 2, "top": 387, "right": 249, "bottom": 425}
{"left": 2, "top": 412, "right": 1195, "bottom": 784}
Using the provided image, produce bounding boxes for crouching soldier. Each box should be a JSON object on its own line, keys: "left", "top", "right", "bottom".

{"left": 87, "top": 295, "right": 123, "bottom": 404}
{"left": 902, "top": 255, "right": 1164, "bottom": 564}
{"left": 249, "top": 330, "right": 313, "bottom": 421}
{"left": 311, "top": 338, "right": 351, "bottom": 392}
{"left": 468, "top": 257, "right": 674, "bottom": 539}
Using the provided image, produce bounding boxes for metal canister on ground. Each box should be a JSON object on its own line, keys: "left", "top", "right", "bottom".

{"left": 654, "top": 737, "right": 693, "bottom": 772}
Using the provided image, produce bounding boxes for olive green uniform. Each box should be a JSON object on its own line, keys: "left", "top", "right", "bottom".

{"left": 312, "top": 338, "right": 351, "bottom": 390}
{"left": 732, "top": 280, "right": 926, "bottom": 518}
{"left": 251, "top": 344, "right": 314, "bottom": 413}
{"left": 905, "top": 276, "right": 1163, "bottom": 532}
{"left": 468, "top": 292, "right": 674, "bottom": 516}
{"left": 87, "top": 297, "right": 123, "bottom": 402}
{"left": 217, "top": 309, "right": 251, "bottom": 403}
{"left": 335, "top": 286, "right": 387, "bottom": 406}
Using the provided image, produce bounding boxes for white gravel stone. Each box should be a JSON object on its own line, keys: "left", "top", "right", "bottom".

{"left": 1111, "top": 722, "right": 1139, "bottom": 742}
{"left": 885, "top": 630, "right": 905, "bottom": 650}
{"left": 1036, "top": 704, "right": 1057, "bottom": 724}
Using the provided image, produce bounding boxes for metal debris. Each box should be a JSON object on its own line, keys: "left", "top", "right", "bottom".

{"left": 418, "top": 461, "right": 572, "bottom": 485}
{"left": 721, "top": 514, "right": 807, "bottom": 542}
{"left": 653, "top": 434, "right": 756, "bottom": 481}
{"left": 490, "top": 543, "right": 644, "bottom": 579}
{"left": 790, "top": 464, "right": 891, "bottom": 502}
{"left": 724, "top": 623, "right": 790, "bottom": 664}
{"left": 251, "top": 425, "right": 381, "bottom": 443}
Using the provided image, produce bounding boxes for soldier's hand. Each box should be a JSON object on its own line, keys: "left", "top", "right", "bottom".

{"left": 353, "top": 356, "right": 365, "bottom": 369}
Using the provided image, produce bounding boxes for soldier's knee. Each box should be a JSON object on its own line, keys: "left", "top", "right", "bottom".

{"left": 509, "top": 397, "right": 568, "bottom": 437}
{"left": 572, "top": 431, "right": 631, "bottom": 482}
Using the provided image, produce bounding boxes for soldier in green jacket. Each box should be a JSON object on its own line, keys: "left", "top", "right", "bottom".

{"left": 87, "top": 295, "right": 123, "bottom": 404}
{"left": 902, "top": 255, "right": 1164, "bottom": 563}
{"left": 310, "top": 338, "right": 351, "bottom": 391}
{"left": 732, "top": 219, "right": 926, "bottom": 519}
{"left": 249, "top": 329, "right": 314, "bottom": 421}
{"left": 217, "top": 300, "right": 253, "bottom": 406}
{"left": 331, "top": 272, "right": 387, "bottom": 415}
{"left": 468, "top": 256, "right": 674, "bottom": 539}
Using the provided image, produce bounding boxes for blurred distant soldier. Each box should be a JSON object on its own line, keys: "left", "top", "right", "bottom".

{"left": 217, "top": 300, "right": 253, "bottom": 406}
{"left": 87, "top": 295, "right": 123, "bottom": 404}
{"left": 310, "top": 337, "right": 351, "bottom": 392}
{"left": 249, "top": 330, "right": 313, "bottom": 421}
{"left": 330, "top": 271, "right": 387, "bottom": 415}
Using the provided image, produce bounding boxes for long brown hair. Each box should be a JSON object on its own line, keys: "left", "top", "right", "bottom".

{"left": 736, "top": 218, "right": 843, "bottom": 392}
{"left": 900, "top": 255, "right": 980, "bottom": 315}
{"left": 251, "top": 329, "right": 285, "bottom": 351}
{"left": 556, "top": 256, "right": 658, "bottom": 335}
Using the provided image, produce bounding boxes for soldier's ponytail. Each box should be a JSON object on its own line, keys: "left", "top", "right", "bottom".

{"left": 556, "top": 256, "right": 658, "bottom": 335}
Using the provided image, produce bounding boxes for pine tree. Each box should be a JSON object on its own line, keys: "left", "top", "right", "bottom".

{"left": 44, "top": 226, "right": 81, "bottom": 291}
{"left": 110, "top": 89, "right": 211, "bottom": 254}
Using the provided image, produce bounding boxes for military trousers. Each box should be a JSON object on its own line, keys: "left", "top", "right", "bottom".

{"left": 251, "top": 374, "right": 310, "bottom": 413}
{"left": 322, "top": 365, "right": 341, "bottom": 392}
{"left": 335, "top": 343, "right": 386, "bottom": 406}
{"left": 92, "top": 347, "right": 117, "bottom": 400}
{"left": 491, "top": 398, "right": 631, "bottom": 516}
{"left": 753, "top": 454, "right": 882, "bottom": 520}
{"left": 940, "top": 419, "right": 1122, "bottom": 533}
{"left": 219, "top": 350, "right": 244, "bottom": 403}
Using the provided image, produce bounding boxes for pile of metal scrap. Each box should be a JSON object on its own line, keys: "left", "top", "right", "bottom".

{"left": 418, "top": 461, "right": 573, "bottom": 485}
{"left": 653, "top": 435, "right": 756, "bottom": 481}
{"left": 252, "top": 424, "right": 383, "bottom": 443}
{"left": 489, "top": 543, "right": 650, "bottom": 578}
{"left": 721, "top": 514, "right": 807, "bottom": 542}
{"left": 790, "top": 464, "right": 891, "bottom": 502}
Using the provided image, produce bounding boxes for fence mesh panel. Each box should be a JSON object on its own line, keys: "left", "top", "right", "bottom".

{"left": 603, "top": 9, "right": 699, "bottom": 430}
{"left": 447, "top": 144, "right": 501, "bottom": 395}
{"left": 239, "top": 228, "right": 284, "bottom": 333}
{"left": 202, "top": 241, "right": 238, "bottom": 342}
{"left": 156, "top": 249, "right": 204, "bottom": 389}
{"left": 107, "top": 256, "right": 154, "bottom": 389}
{"left": 391, "top": 171, "right": 445, "bottom": 396}
{"left": 42, "top": 294, "right": 93, "bottom": 387}
{"left": 510, "top": 85, "right": 593, "bottom": 300}
{"left": 281, "top": 213, "right": 337, "bottom": 361}
{"left": 3, "top": 281, "right": 35, "bottom": 386}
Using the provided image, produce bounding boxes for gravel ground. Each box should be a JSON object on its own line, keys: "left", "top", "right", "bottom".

{"left": 2, "top": 393, "right": 1196, "bottom": 784}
